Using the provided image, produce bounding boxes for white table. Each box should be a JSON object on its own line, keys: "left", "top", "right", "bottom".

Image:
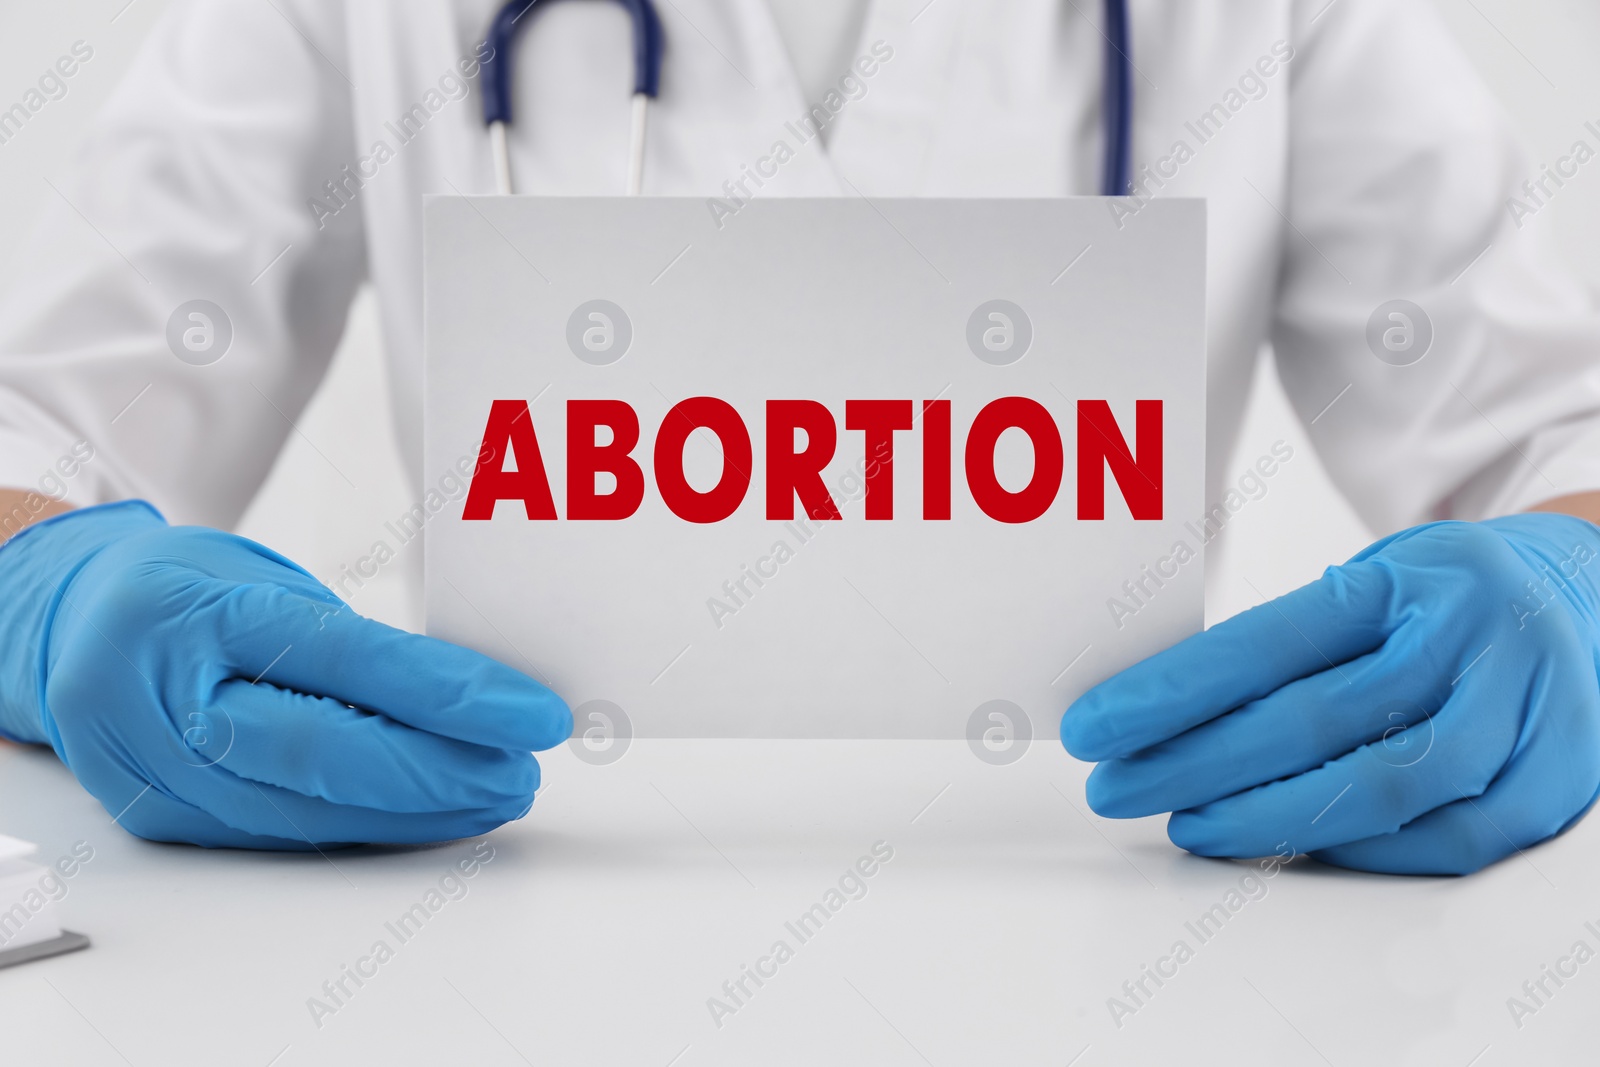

{"left": 2, "top": 737, "right": 1595, "bottom": 1066}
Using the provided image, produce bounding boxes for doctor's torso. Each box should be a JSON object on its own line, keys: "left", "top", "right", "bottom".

{"left": 327, "top": 0, "right": 1296, "bottom": 506}
{"left": 5, "top": 0, "right": 1548, "bottom": 541}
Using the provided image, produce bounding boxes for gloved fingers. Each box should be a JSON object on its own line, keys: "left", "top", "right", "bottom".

{"left": 103, "top": 779, "right": 322, "bottom": 850}
{"left": 1311, "top": 746, "right": 1600, "bottom": 876}
{"left": 59, "top": 708, "right": 312, "bottom": 849}
{"left": 1309, "top": 784, "right": 1591, "bottom": 877}
{"left": 190, "top": 678, "right": 540, "bottom": 812}
{"left": 1164, "top": 676, "right": 1522, "bottom": 858}
{"left": 1086, "top": 640, "right": 1449, "bottom": 817}
{"left": 160, "top": 759, "right": 540, "bottom": 846}
{"left": 1312, "top": 657, "right": 1600, "bottom": 875}
{"left": 205, "top": 580, "right": 571, "bottom": 751}
{"left": 1062, "top": 558, "right": 1396, "bottom": 761}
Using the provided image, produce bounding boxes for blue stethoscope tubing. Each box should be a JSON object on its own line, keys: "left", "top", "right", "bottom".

{"left": 481, "top": 0, "right": 1132, "bottom": 197}
{"left": 482, "top": 0, "right": 664, "bottom": 195}
{"left": 1099, "top": 0, "right": 1133, "bottom": 197}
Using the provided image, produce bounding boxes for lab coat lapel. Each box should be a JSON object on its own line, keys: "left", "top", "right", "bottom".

{"left": 344, "top": 0, "right": 493, "bottom": 198}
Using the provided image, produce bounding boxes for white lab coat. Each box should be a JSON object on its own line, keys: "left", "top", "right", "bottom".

{"left": 1, "top": 0, "right": 1598, "bottom": 538}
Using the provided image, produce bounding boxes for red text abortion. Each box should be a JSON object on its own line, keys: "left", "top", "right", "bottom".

{"left": 462, "top": 397, "right": 1163, "bottom": 523}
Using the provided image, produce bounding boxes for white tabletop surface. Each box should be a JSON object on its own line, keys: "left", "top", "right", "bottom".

{"left": 2, "top": 735, "right": 1597, "bottom": 1066}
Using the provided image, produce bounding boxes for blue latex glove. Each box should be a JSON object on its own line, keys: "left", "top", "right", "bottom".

{"left": 0, "top": 501, "right": 570, "bottom": 849}
{"left": 1062, "top": 513, "right": 1600, "bottom": 875}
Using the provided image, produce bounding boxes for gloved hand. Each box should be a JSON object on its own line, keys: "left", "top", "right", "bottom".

{"left": 0, "top": 501, "right": 570, "bottom": 849}
{"left": 1062, "top": 513, "right": 1600, "bottom": 875}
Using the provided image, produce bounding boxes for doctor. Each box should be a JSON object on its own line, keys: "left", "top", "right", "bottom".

{"left": 1, "top": 0, "right": 1599, "bottom": 871}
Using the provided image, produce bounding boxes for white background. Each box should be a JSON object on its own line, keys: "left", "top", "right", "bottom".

{"left": 4, "top": 1, "right": 1600, "bottom": 632}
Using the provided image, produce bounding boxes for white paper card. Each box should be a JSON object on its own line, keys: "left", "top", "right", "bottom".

{"left": 425, "top": 197, "right": 1205, "bottom": 738}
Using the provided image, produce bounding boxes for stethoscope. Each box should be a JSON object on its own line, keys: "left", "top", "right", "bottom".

{"left": 480, "top": 0, "right": 1132, "bottom": 197}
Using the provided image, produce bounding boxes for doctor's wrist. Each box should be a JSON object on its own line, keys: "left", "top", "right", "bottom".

{"left": 0, "top": 500, "right": 167, "bottom": 746}
{"left": 0, "top": 487, "right": 75, "bottom": 546}
{"left": 1482, "top": 512, "right": 1600, "bottom": 636}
